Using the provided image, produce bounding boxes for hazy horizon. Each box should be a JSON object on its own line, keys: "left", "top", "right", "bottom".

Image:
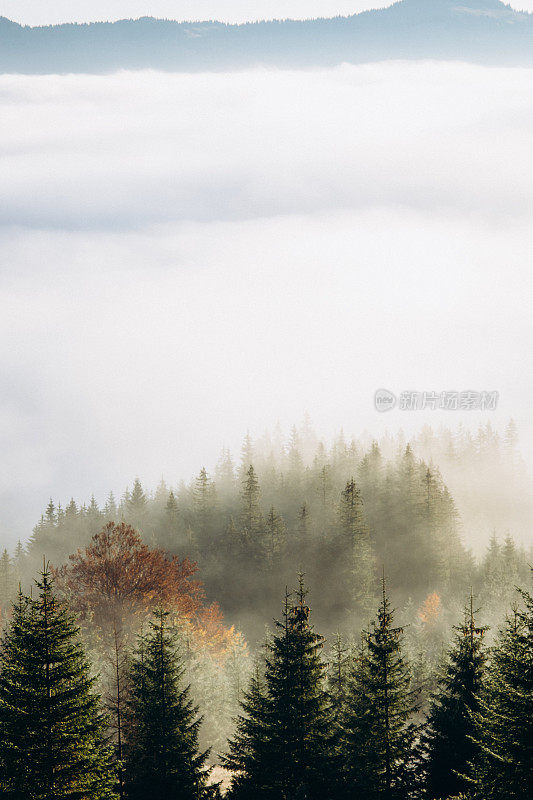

{"left": 2, "top": 0, "right": 533, "bottom": 26}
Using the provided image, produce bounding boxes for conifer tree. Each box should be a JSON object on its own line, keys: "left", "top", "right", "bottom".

{"left": 123, "top": 607, "right": 213, "bottom": 800}
{"left": 328, "top": 632, "right": 350, "bottom": 726}
{"left": 104, "top": 492, "right": 117, "bottom": 519}
{"left": 0, "top": 570, "right": 116, "bottom": 799}
{"left": 265, "top": 505, "right": 285, "bottom": 566}
{"left": 222, "top": 663, "right": 271, "bottom": 799}
{"left": 471, "top": 580, "right": 533, "bottom": 800}
{"left": 126, "top": 479, "right": 147, "bottom": 531}
{"left": 339, "top": 478, "right": 376, "bottom": 617}
{"left": 239, "top": 466, "right": 265, "bottom": 559}
{"left": 239, "top": 433, "right": 254, "bottom": 481}
{"left": 224, "top": 576, "right": 333, "bottom": 800}
{"left": 341, "top": 579, "right": 418, "bottom": 800}
{"left": 0, "top": 548, "right": 16, "bottom": 616}
{"left": 420, "top": 593, "right": 487, "bottom": 799}
{"left": 194, "top": 468, "right": 216, "bottom": 546}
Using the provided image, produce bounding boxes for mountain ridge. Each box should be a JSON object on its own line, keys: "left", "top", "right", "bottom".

{"left": 1, "top": 0, "right": 532, "bottom": 73}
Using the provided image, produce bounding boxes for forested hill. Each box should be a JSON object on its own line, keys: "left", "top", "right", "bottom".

{"left": 7, "top": 422, "right": 532, "bottom": 644}
{"left": 1, "top": 0, "right": 533, "bottom": 74}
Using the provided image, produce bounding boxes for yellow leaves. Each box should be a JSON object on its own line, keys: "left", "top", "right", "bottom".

{"left": 171, "top": 607, "right": 248, "bottom": 665}
{"left": 417, "top": 592, "right": 441, "bottom": 627}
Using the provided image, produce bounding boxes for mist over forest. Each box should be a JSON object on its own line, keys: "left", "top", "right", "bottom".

{"left": 1, "top": 0, "right": 533, "bottom": 795}
{"left": 1, "top": 419, "right": 531, "bottom": 793}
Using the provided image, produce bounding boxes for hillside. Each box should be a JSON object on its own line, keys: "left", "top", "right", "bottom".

{"left": 1, "top": 0, "right": 532, "bottom": 73}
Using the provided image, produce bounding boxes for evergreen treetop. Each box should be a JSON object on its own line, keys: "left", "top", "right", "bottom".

{"left": 0, "top": 569, "right": 116, "bottom": 800}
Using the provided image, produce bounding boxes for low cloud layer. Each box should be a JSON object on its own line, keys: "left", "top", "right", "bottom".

{"left": 1, "top": 62, "right": 532, "bottom": 543}
{"left": 1, "top": 65, "right": 533, "bottom": 231}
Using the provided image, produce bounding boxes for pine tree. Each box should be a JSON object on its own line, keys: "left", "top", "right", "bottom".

{"left": 0, "top": 570, "right": 116, "bottom": 799}
{"left": 239, "top": 466, "right": 265, "bottom": 559}
{"left": 123, "top": 607, "right": 212, "bottom": 800}
{"left": 328, "top": 632, "right": 350, "bottom": 727}
{"left": 471, "top": 579, "right": 533, "bottom": 800}
{"left": 341, "top": 579, "right": 418, "bottom": 800}
{"left": 0, "top": 548, "right": 16, "bottom": 617}
{"left": 239, "top": 433, "right": 255, "bottom": 481}
{"left": 127, "top": 479, "right": 147, "bottom": 531}
{"left": 265, "top": 506, "right": 285, "bottom": 566}
{"left": 421, "top": 593, "right": 487, "bottom": 799}
{"left": 224, "top": 576, "right": 334, "bottom": 800}
{"left": 223, "top": 663, "right": 271, "bottom": 799}
{"left": 193, "top": 468, "right": 216, "bottom": 548}
{"left": 104, "top": 492, "right": 117, "bottom": 519}
{"left": 339, "top": 478, "right": 376, "bottom": 617}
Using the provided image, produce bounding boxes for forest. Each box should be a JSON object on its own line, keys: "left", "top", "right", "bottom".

{"left": 0, "top": 421, "right": 531, "bottom": 798}
{"left": 2, "top": 0, "right": 533, "bottom": 75}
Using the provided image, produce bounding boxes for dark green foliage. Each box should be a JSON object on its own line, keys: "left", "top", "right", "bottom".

{"left": 471, "top": 579, "right": 533, "bottom": 800}
{"left": 338, "top": 478, "right": 377, "bottom": 618}
{"left": 328, "top": 632, "right": 351, "bottom": 727}
{"left": 0, "top": 548, "right": 17, "bottom": 617}
{"left": 224, "top": 576, "right": 334, "bottom": 800}
{"left": 222, "top": 664, "right": 271, "bottom": 798}
{"left": 123, "top": 607, "right": 213, "bottom": 800}
{"left": 421, "top": 595, "right": 487, "bottom": 799}
{"left": 341, "top": 581, "right": 419, "bottom": 800}
{"left": 0, "top": 570, "right": 116, "bottom": 799}
{"left": 25, "top": 426, "right": 524, "bottom": 646}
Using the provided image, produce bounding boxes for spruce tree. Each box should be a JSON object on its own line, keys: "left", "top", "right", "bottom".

{"left": 194, "top": 468, "right": 216, "bottom": 547}
{"left": 328, "top": 632, "right": 350, "bottom": 726}
{"left": 471, "top": 580, "right": 533, "bottom": 800}
{"left": 341, "top": 580, "right": 418, "bottom": 800}
{"left": 239, "top": 465, "right": 265, "bottom": 560}
{"left": 222, "top": 663, "right": 271, "bottom": 799}
{"left": 0, "top": 548, "right": 16, "bottom": 617}
{"left": 224, "top": 576, "right": 334, "bottom": 800}
{"left": 421, "top": 593, "right": 487, "bottom": 799}
{"left": 265, "top": 505, "right": 285, "bottom": 566}
{"left": 339, "top": 478, "right": 376, "bottom": 618}
{"left": 123, "top": 607, "right": 212, "bottom": 800}
{"left": 0, "top": 570, "right": 116, "bottom": 799}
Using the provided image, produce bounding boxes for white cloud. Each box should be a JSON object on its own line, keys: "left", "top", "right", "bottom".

{"left": 0, "top": 62, "right": 532, "bottom": 543}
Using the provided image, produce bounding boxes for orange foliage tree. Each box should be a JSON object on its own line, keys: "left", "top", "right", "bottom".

{"left": 55, "top": 521, "right": 228, "bottom": 649}
{"left": 417, "top": 591, "right": 442, "bottom": 627}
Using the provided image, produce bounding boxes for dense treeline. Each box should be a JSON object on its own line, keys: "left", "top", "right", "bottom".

{"left": 0, "top": 422, "right": 531, "bottom": 796}
{"left": 3, "top": 0, "right": 533, "bottom": 75}
{"left": 0, "top": 568, "right": 531, "bottom": 799}
{"left": 15, "top": 422, "right": 532, "bottom": 644}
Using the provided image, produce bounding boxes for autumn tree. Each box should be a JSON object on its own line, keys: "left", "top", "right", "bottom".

{"left": 57, "top": 521, "right": 203, "bottom": 631}
{"left": 56, "top": 522, "right": 205, "bottom": 790}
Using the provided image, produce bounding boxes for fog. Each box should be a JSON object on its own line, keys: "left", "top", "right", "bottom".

{"left": 1, "top": 62, "right": 532, "bottom": 543}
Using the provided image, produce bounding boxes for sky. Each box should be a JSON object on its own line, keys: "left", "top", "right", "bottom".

{"left": 1, "top": 62, "right": 532, "bottom": 545}
{"left": 1, "top": 0, "right": 533, "bottom": 26}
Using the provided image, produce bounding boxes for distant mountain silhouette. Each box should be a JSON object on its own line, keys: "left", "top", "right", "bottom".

{"left": 1, "top": 0, "right": 532, "bottom": 73}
